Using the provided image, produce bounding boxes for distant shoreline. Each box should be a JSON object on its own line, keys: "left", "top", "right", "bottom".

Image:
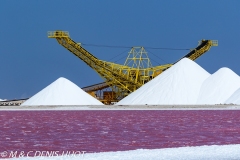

{"left": 0, "top": 105, "right": 240, "bottom": 110}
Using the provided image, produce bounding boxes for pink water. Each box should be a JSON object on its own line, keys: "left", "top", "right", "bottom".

{"left": 1, "top": 111, "right": 240, "bottom": 154}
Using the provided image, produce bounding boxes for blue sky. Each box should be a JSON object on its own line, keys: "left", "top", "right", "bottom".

{"left": 1, "top": 1, "right": 240, "bottom": 100}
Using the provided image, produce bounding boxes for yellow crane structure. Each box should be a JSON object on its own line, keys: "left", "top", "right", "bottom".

{"left": 48, "top": 31, "right": 218, "bottom": 104}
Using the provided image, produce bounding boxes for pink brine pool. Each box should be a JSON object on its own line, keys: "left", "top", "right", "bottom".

{"left": 1, "top": 110, "right": 240, "bottom": 154}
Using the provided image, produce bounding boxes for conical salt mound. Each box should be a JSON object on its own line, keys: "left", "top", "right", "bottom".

{"left": 197, "top": 68, "right": 240, "bottom": 104}
{"left": 225, "top": 87, "right": 240, "bottom": 104}
{"left": 21, "top": 77, "right": 103, "bottom": 105}
{"left": 117, "top": 58, "right": 210, "bottom": 105}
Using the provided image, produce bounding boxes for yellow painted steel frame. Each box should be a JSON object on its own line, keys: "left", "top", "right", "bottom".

{"left": 48, "top": 31, "right": 143, "bottom": 98}
{"left": 48, "top": 31, "right": 217, "bottom": 99}
{"left": 188, "top": 40, "right": 218, "bottom": 61}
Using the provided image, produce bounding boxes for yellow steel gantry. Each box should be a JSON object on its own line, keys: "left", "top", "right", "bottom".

{"left": 48, "top": 31, "right": 218, "bottom": 102}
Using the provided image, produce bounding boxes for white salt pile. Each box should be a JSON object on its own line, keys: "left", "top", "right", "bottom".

{"left": 117, "top": 58, "right": 210, "bottom": 105}
{"left": 197, "top": 68, "right": 240, "bottom": 104}
{"left": 117, "top": 58, "right": 240, "bottom": 105}
{"left": 21, "top": 77, "right": 103, "bottom": 106}
{"left": 225, "top": 88, "right": 240, "bottom": 104}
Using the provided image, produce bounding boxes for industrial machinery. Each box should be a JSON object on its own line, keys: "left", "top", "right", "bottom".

{"left": 48, "top": 31, "right": 218, "bottom": 104}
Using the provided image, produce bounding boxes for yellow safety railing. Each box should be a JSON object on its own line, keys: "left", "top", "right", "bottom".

{"left": 48, "top": 31, "right": 69, "bottom": 38}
